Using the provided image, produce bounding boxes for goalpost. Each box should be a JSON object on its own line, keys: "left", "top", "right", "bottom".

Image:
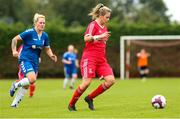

{"left": 120, "top": 35, "right": 180, "bottom": 80}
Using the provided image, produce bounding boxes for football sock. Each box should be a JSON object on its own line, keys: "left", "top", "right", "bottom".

{"left": 15, "top": 78, "right": 30, "bottom": 88}
{"left": 11, "top": 87, "right": 27, "bottom": 107}
{"left": 69, "top": 86, "right": 85, "bottom": 106}
{"left": 144, "top": 74, "right": 147, "bottom": 78}
{"left": 63, "top": 78, "right": 69, "bottom": 89}
{"left": 141, "top": 74, "right": 146, "bottom": 78}
{"left": 88, "top": 83, "right": 109, "bottom": 99}
{"left": 29, "top": 84, "right": 35, "bottom": 97}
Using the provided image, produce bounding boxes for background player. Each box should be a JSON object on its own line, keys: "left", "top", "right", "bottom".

{"left": 10, "top": 13, "right": 57, "bottom": 108}
{"left": 62, "top": 45, "right": 79, "bottom": 89}
{"left": 68, "top": 3, "right": 115, "bottom": 111}
{"left": 136, "top": 49, "right": 151, "bottom": 79}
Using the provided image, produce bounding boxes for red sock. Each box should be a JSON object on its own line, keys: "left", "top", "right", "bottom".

{"left": 69, "top": 86, "right": 85, "bottom": 106}
{"left": 29, "top": 84, "right": 35, "bottom": 97}
{"left": 88, "top": 83, "right": 109, "bottom": 99}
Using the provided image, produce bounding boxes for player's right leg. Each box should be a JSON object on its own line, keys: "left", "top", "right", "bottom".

{"left": 29, "top": 72, "right": 38, "bottom": 97}
{"left": 10, "top": 61, "right": 37, "bottom": 108}
{"left": 68, "top": 58, "right": 95, "bottom": 111}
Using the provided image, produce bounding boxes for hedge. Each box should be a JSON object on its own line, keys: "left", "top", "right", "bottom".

{"left": 1, "top": 22, "right": 180, "bottom": 78}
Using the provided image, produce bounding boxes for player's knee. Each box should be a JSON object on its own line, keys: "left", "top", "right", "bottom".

{"left": 109, "top": 78, "right": 115, "bottom": 85}
{"left": 28, "top": 76, "right": 36, "bottom": 84}
{"left": 105, "top": 76, "right": 115, "bottom": 86}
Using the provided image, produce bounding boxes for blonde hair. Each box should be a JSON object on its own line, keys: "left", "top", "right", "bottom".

{"left": 33, "top": 13, "right": 45, "bottom": 24}
{"left": 88, "top": 3, "right": 111, "bottom": 20}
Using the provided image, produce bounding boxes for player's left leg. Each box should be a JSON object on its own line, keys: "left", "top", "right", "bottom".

{"left": 29, "top": 72, "right": 38, "bottom": 97}
{"left": 85, "top": 75, "right": 115, "bottom": 110}
{"left": 85, "top": 63, "right": 115, "bottom": 110}
{"left": 11, "top": 86, "right": 28, "bottom": 108}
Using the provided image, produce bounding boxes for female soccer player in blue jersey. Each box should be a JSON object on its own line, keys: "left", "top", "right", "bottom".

{"left": 62, "top": 45, "right": 79, "bottom": 89}
{"left": 10, "top": 13, "right": 57, "bottom": 108}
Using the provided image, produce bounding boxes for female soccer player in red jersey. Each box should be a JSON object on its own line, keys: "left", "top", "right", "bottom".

{"left": 68, "top": 3, "right": 115, "bottom": 111}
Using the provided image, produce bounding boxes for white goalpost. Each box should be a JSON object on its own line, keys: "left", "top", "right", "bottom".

{"left": 120, "top": 35, "right": 180, "bottom": 80}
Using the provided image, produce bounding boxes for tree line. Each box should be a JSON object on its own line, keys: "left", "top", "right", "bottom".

{"left": 0, "top": 0, "right": 171, "bottom": 26}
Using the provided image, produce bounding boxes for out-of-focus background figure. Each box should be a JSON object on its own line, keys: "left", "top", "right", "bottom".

{"left": 136, "top": 49, "right": 151, "bottom": 79}
{"left": 62, "top": 45, "right": 78, "bottom": 89}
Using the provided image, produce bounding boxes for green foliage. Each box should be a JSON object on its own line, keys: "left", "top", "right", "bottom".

{"left": 1, "top": 22, "right": 180, "bottom": 78}
{"left": 110, "top": 0, "right": 170, "bottom": 25}
{"left": 0, "top": 0, "right": 170, "bottom": 25}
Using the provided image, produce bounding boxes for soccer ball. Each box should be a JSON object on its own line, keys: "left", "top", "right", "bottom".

{"left": 151, "top": 95, "right": 166, "bottom": 109}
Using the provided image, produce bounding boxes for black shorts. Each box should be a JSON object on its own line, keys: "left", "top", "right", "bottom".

{"left": 139, "top": 66, "right": 148, "bottom": 70}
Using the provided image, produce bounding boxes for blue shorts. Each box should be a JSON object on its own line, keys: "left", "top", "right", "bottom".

{"left": 64, "top": 67, "right": 77, "bottom": 78}
{"left": 19, "top": 61, "right": 38, "bottom": 76}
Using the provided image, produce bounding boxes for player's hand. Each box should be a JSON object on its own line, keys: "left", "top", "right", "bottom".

{"left": 50, "top": 54, "right": 57, "bottom": 62}
{"left": 67, "top": 61, "right": 72, "bottom": 64}
{"left": 12, "top": 51, "right": 19, "bottom": 58}
{"left": 100, "top": 31, "right": 111, "bottom": 41}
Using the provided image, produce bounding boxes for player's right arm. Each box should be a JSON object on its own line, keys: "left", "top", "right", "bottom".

{"left": 62, "top": 53, "right": 72, "bottom": 64}
{"left": 11, "top": 35, "right": 22, "bottom": 58}
{"left": 62, "top": 59, "right": 72, "bottom": 64}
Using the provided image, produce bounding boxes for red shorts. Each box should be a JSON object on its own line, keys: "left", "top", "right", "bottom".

{"left": 80, "top": 58, "right": 114, "bottom": 79}
{"left": 16, "top": 65, "right": 24, "bottom": 82}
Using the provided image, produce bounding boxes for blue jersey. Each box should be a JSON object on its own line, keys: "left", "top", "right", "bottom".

{"left": 62, "top": 52, "right": 77, "bottom": 68}
{"left": 19, "top": 28, "right": 50, "bottom": 65}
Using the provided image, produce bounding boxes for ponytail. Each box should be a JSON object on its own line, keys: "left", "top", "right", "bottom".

{"left": 88, "top": 3, "right": 111, "bottom": 20}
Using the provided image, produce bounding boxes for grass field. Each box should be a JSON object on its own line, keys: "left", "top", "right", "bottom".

{"left": 0, "top": 78, "right": 180, "bottom": 118}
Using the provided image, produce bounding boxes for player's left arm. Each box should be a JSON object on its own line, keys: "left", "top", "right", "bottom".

{"left": 45, "top": 47, "right": 57, "bottom": 62}
{"left": 44, "top": 33, "right": 57, "bottom": 62}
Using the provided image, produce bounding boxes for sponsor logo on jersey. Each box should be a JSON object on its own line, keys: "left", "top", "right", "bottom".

{"left": 33, "top": 38, "right": 38, "bottom": 41}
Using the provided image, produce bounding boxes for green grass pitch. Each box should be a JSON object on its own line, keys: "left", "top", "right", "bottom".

{"left": 0, "top": 78, "right": 180, "bottom": 118}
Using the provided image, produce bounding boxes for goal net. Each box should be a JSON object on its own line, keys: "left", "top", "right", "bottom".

{"left": 120, "top": 35, "right": 180, "bottom": 79}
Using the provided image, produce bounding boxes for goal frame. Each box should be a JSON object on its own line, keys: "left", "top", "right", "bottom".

{"left": 120, "top": 35, "right": 180, "bottom": 80}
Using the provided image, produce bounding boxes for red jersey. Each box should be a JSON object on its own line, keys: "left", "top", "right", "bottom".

{"left": 80, "top": 21, "right": 113, "bottom": 78}
{"left": 83, "top": 20, "right": 108, "bottom": 58}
